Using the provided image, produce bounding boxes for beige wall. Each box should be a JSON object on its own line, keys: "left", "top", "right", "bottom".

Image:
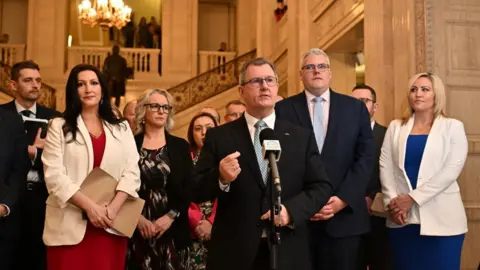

{"left": 427, "top": 0, "right": 480, "bottom": 268}
{"left": 1, "top": 0, "right": 28, "bottom": 44}
{"left": 236, "top": 0, "right": 256, "bottom": 54}
{"left": 129, "top": 0, "right": 162, "bottom": 25}
{"left": 198, "top": 2, "right": 234, "bottom": 51}
{"left": 327, "top": 52, "right": 357, "bottom": 95}
{"left": 162, "top": 0, "right": 198, "bottom": 80}
{"left": 68, "top": 0, "right": 110, "bottom": 46}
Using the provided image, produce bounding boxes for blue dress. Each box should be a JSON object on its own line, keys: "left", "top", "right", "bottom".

{"left": 388, "top": 135, "right": 465, "bottom": 270}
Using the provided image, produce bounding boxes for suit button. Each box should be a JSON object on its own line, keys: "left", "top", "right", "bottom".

{"left": 256, "top": 223, "right": 260, "bottom": 227}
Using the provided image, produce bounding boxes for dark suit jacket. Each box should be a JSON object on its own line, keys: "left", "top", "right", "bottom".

{"left": 275, "top": 90, "right": 374, "bottom": 237}
{"left": 0, "top": 100, "right": 60, "bottom": 183}
{"left": 191, "top": 116, "right": 333, "bottom": 270}
{"left": 367, "top": 123, "right": 387, "bottom": 200}
{"left": 0, "top": 108, "right": 30, "bottom": 240}
{"left": 134, "top": 132, "right": 192, "bottom": 250}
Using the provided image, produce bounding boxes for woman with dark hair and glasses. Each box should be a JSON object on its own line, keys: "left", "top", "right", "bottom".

{"left": 127, "top": 89, "right": 192, "bottom": 270}
{"left": 186, "top": 112, "right": 218, "bottom": 269}
{"left": 41, "top": 64, "right": 140, "bottom": 270}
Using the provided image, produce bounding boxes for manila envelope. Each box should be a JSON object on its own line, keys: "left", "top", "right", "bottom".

{"left": 81, "top": 168, "right": 145, "bottom": 238}
{"left": 371, "top": 192, "right": 389, "bottom": 218}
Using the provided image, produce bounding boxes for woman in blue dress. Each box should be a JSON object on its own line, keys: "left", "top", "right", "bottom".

{"left": 379, "top": 72, "right": 468, "bottom": 270}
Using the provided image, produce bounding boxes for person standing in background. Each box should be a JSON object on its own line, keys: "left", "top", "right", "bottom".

{"left": 123, "top": 100, "right": 137, "bottom": 131}
{"left": 187, "top": 112, "right": 219, "bottom": 269}
{"left": 103, "top": 45, "right": 129, "bottom": 107}
{"left": 0, "top": 60, "right": 61, "bottom": 270}
{"left": 223, "top": 100, "right": 245, "bottom": 123}
{"left": 128, "top": 89, "right": 192, "bottom": 270}
{"left": 351, "top": 84, "right": 392, "bottom": 270}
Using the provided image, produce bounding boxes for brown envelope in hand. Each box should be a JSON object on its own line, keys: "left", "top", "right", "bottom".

{"left": 371, "top": 192, "right": 389, "bottom": 218}
{"left": 80, "top": 168, "right": 144, "bottom": 238}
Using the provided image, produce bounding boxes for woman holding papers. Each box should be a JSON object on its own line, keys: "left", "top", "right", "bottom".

{"left": 42, "top": 64, "right": 141, "bottom": 270}
{"left": 186, "top": 112, "right": 219, "bottom": 269}
{"left": 127, "top": 89, "right": 193, "bottom": 270}
{"left": 380, "top": 73, "right": 468, "bottom": 270}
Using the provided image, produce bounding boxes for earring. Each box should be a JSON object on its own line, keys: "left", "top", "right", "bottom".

{"left": 100, "top": 99, "right": 103, "bottom": 105}
{"left": 141, "top": 119, "right": 145, "bottom": 124}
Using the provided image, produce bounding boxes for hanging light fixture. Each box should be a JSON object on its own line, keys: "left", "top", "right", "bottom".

{"left": 78, "top": 0, "right": 132, "bottom": 30}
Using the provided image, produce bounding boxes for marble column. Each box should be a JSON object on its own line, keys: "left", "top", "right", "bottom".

{"left": 26, "top": 0, "right": 68, "bottom": 111}
{"left": 161, "top": 0, "right": 198, "bottom": 81}
{"left": 236, "top": 0, "right": 256, "bottom": 55}
{"left": 364, "top": 0, "right": 417, "bottom": 126}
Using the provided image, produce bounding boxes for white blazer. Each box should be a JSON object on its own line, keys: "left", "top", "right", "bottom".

{"left": 41, "top": 117, "right": 140, "bottom": 246}
{"left": 380, "top": 115, "right": 468, "bottom": 236}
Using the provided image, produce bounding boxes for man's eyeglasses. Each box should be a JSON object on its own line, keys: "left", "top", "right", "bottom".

{"left": 301, "top": 64, "right": 330, "bottom": 72}
{"left": 243, "top": 76, "right": 278, "bottom": 88}
{"left": 144, "top": 103, "right": 172, "bottom": 112}
{"left": 358, "top": 98, "right": 375, "bottom": 104}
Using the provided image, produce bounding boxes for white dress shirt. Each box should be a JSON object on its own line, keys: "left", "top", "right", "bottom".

{"left": 15, "top": 100, "right": 40, "bottom": 183}
{"left": 304, "top": 89, "right": 330, "bottom": 136}
{"left": 219, "top": 111, "right": 276, "bottom": 191}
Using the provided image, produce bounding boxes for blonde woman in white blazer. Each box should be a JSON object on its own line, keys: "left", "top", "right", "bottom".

{"left": 41, "top": 64, "right": 140, "bottom": 270}
{"left": 380, "top": 72, "right": 468, "bottom": 270}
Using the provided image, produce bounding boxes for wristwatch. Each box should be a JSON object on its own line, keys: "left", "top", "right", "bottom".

{"left": 167, "top": 210, "right": 180, "bottom": 219}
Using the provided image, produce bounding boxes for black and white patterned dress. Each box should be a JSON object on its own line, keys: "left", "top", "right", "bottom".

{"left": 127, "top": 146, "right": 190, "bottom": 270}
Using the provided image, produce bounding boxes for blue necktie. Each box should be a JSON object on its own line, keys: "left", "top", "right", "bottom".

{"left": 254, "top": 120, "right": 269, "bottom": 184}
{"left": 312, "top": 97, "right": 325, "bottom": 153}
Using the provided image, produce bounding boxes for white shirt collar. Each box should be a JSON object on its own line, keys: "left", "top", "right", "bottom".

{"left": 305, "top": 88, "right": 330, "bottom": 103}
{"left": 371, "top": 120, "right": 375, "bottom": 130}
{"left": 244, "top": 110, "right": 276, "bottom": 130}
{"left": 15, "top": 99, "right": 37, "bottom": 115}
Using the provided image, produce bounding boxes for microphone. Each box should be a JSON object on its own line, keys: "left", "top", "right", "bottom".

{"left": 260, "top": 128, "right": 282, "bottom": 161}
{"left": 260, "top": 128, "right": 281, "bottom": 194}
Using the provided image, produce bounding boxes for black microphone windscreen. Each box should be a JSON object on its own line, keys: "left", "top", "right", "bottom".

{"left": 259, "top": 128, "right": 276, "bottom": 144}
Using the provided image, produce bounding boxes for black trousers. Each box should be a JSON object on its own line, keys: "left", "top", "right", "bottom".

{"left": 250, "top": 239, "right": 270, "bottom": 270}
{"left": 15, "top": 183, "right": 48, "bottom": 270}
{"left": 0, "top": 238, "right": 18, "bottom": 270}
{"left": 310, "top": 226, "right": 362, "bottom": 270}
{"left": 360, "top": 216, "right": 393, "bottom": 270}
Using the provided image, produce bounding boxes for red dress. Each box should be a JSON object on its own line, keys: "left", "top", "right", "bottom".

{"left": 47, "top": 132, "right": 128, "bottom": 270}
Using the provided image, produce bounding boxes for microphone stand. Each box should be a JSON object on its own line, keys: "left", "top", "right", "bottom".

{"left": 268, "top": 153, "right": 281, "bottom": 270}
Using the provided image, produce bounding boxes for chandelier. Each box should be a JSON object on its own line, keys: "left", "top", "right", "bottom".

{"left": 78, "top": 0, "right": 132, "bottom": 30}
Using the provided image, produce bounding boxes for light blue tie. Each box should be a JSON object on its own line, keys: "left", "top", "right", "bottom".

{"left": 254, "top": 120, "right": 269, "bottom": 184}
{"left": 312, "top": 97, "right": 325, "bottom": 153}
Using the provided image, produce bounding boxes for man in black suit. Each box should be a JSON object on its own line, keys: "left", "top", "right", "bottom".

{"left": 275, "top": 48, "right": 374, "bottom": 270}
{"left": 351, "top": 84, "right": 392, "bottom": 270}
{"left": 192, "top": 57, "right": 333, "bottom": 270}
{"left": 0, "top": 108, "right": 30, "bottom": 270}
{"left": 0, "top": 60, "right": 60, "bottom": 270}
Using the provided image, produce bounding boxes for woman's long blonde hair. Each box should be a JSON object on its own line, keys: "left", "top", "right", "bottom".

{"left": 401, "top": 72, "right": 447, "bottom": 124}
{"left": 134, "top": 89, "right": 175, "bottom": 134}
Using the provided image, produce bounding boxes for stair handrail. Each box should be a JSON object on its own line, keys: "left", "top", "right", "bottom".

{"left": 167, "top": 49, "right": 257, "bottom": 113}
{"left": 0, "top": 61, "right": 57, "bottom": 109}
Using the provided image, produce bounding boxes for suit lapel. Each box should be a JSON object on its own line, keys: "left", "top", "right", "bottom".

{"left": 273, "top": 120, "right": 289, "bottom": 172}
{"left": 232, "top": 116, "right": 265, "bottom": 190}
{"left": 398, "top": 117, "right": 414, "bottom": 172}
{"left": 417, "top": 116, "right": 443, "bottom": 185}
{"left": 292, "top": 92, "right": 313, "bottom": 130}
{"left": 99, "top": 123, "right": 116, "bottom": 170}
{"left": 77, "top": 116, "right": 94, "bottom": 173}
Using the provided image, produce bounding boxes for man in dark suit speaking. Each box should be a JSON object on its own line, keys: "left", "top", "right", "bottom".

{"left": 191, "top": 57, "right": 333, "bottom": 270}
